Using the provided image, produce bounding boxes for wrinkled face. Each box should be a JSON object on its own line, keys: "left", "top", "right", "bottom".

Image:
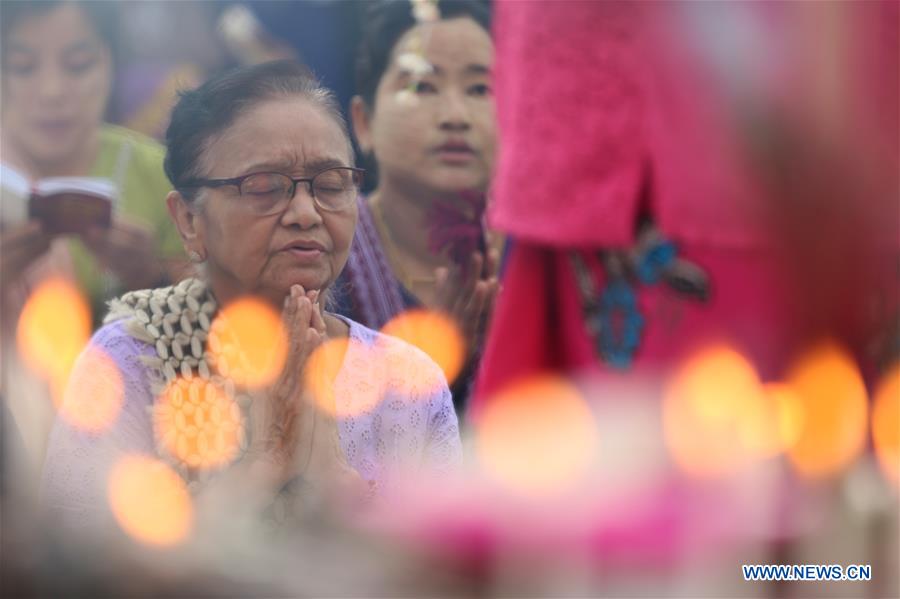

{"left": 363, "top": 17, "right": 495, "bottom": 195}
{"left": 194, "top": 97, "right": 357, "bottom": 305}
{"left": 1, "top": 3, "right": 112, "bottom": 167}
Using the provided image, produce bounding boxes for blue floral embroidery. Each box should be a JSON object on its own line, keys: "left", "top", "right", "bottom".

{"left": 637, "top": 240, "right": 677, "bottom": 284}
{"left": 574, "top": 236, "right": 699, "bottom": 370}
{"left": 592, "top": 278, "right": 644, "bottom": 369}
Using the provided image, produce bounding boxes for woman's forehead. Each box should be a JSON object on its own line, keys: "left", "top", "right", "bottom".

{"left": 390, "top": 18, "right": 493, "bottom": 74}
{"left": 200, "top": 98, "right": 351, "bottom": 175}
{"left": 8, "top": 3, "right": 100, "bottom": 49}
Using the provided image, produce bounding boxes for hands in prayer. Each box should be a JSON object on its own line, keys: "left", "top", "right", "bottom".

{"left": 245, "top": 284, "right": 364, "bottom": 502}
{"left": 434, "top": 248, "right": 500, "bottom": 357}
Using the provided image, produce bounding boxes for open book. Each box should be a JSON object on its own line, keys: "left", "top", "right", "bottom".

{"left": 1, "top": 163, "right": 118, "bottom": 234}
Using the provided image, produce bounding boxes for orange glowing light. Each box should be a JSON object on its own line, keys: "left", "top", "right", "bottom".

{"left": 381, "top": 309, "right": 465, "bottom": 386}
{"left": 475, "top": 374, "right": 599, "bottom": 495}
{"left": 871, "top": 363, "right": 899, "bottom": 487}
{"left": 739, "top": 382, "right": 806, "bottom": 459}
{"left": 154, "top": 378, "right": 244, "bottom": 470}
{"left": 768, "top": 382, "right": 806, "bottom": 452}
{"left": 208, "top": 297, "right": 288, "bottom": 388}
{"left": 108, "top": 454, "right": 192, "bottom": 546}
{"left": 663, "top": 344, "right": 765, "bottom": 477}
{"left": 785, "top": 341, "right": 868, "bottom": 479}
{"left": 303, "top": 336, "right": 348, "bottom": 414}
{"left": 55, "top": 347, "right": 124, "bottom": 432}
{"left": 304, "top": 337, "right": 384, "bottom": 416}
{"left": 16, "top": 277, "right": 91, "bottom": 392}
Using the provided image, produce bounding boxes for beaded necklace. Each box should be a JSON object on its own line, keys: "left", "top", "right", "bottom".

{"left": 106, "top": 278, "right": 254, "bottom": 483}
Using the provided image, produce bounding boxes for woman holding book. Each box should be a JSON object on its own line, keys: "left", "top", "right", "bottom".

{"left": 0, "top": 1, "right": 187, "bottom": 509}
{"left": 0, "top": 1, "right": 185, "bottom": 319}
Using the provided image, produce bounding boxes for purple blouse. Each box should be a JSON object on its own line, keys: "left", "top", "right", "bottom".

{"left": 41, "top": 316, "right": 462, "bottom": 527}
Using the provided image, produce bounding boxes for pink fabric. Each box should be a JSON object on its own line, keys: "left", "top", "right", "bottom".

{"left": 488, "top": 1, "right": 898, "bottom": 249}
{"left": 490, "top": 2, "right": 646, "bottom": 247}
{"left": 473, "top": 241, "right": 801, "bottom": 416}
{"left": 474, "top": 1, "right": 898, "bottom": 413}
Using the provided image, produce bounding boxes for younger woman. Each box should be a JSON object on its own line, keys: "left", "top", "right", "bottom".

{"left": 336, "top": 0, "right": 499, "bottom": 412}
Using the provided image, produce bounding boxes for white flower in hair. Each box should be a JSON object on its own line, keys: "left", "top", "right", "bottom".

{"left": 218, "top": 4, "right": 260, "bottom": 45}
{"left": 411, "top": 0, "right": 440, "bottom": 23}
{"left": 396, "top": 52, "right": 434, "bottom": 77}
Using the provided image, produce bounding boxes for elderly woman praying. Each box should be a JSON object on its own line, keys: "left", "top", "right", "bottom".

{"left": 40, "top": 61, "right": 462, "bottom": 532}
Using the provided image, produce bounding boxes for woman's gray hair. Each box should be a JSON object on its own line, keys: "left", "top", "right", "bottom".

{"left": 164, "top": 60, "right": 353, "bottom": 202}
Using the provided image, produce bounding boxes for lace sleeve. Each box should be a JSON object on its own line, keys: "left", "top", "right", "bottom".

{"left": 373, "top": 324, "right": 464, "bottom": 476}
{"left": 422, "top": 375, "right": 463, "bottom": 475}
{"left": 39, "top": 320, "right": 157, "bottom": 532}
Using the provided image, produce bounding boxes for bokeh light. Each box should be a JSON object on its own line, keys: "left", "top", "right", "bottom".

{"left": 107, "top": 454, "right": 193, "bottom": 546}
{"left": 739, "top": 382, "right": 806, "bottom": 459}
{"left": 381, "top": 309, "right": 465, "bottom": 386}
{"left": 153, "top": 378, "right": 244, "bottom": 470}
{"left": 303, "top": 336, "right": 349, "bottom": 414}
{"left": 475, "top": 374, "right": 599, "bottom": 496}
{"left": 663, "top": 344, "right": 765, "bottom": 477}
{"left": 785, "top": 341, "right": 868, "bottom": 479}
{"left": 768, "top": 382, "right": 805, "bottom": 453}
{"left": 16, "top": 277, "right": 91, "bottom": 399}
{"left": 872, "top": 363, "right": 899, "bottom": 488}
{"left": 207, "top": 297, "right": 288, "bottom": 388}
{"left": 56, "top": 347, "right": 124, "bottom": 433}
{"left": 305, "top": 337, "right": 385, "bottom": 416}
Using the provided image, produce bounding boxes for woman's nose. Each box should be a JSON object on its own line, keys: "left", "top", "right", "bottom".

{"left": 36, "top": 65, "right": 67, "bottom": 102}
{"left": 280, "top": 182, "right": 324, "bottom": 228}
{"left": 438, "top": 90, "right": 472, "bottom": 131}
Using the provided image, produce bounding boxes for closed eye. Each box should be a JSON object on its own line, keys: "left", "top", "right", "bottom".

{"left": 6, "top": 50, "right": 37, "bottom": 76}
{"left": 64, "top": 58, "right": 99, "bottom": 75}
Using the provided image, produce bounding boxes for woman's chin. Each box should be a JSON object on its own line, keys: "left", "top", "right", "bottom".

{"left": 275, "top": 274, "right": 331, "bottom": 296}
{"left": 25, "top": 140, "right": 81, "bottom": 167}
{"left": 426, "top": 172, "right": 489, "bottom": 195}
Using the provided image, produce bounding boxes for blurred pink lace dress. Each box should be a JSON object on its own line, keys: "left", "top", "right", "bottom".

{"left": 474, "top": 0, "right": 898, "bottom": 409}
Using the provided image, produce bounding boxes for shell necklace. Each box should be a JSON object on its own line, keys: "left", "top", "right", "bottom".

{"left": 106, "top": 278, "right": 257, "bottom": 484}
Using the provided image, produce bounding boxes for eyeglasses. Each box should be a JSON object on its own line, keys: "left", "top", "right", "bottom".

{"left": 180, "top": 166, "right": 364, "bottom": 215}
